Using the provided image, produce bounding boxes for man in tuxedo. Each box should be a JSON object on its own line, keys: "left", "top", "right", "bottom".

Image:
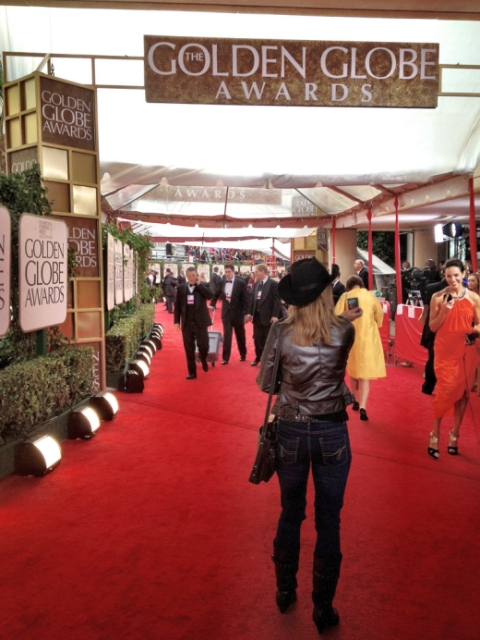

{"left": 177, "top": 269, "right": 186, "bottom": 286}
{"left": 419, "top": 277, "right": 447, "bottom": 395}
{"left": 331, "top": 263, "right": 345, "bottom": 305}
{"left": 162, "top": 268, "right": 178, "bottom": 314}
{"left": 174, "top": 267, "right": 213, "bottom": 379}
{"left": 210, "top": 264, "right": 250, "bottom": 365}
{"left": 354, "top": 259, "right": 370, "bottom": 289}
{"left": 245, "top": 263, "right": 281, "bottom": 366}
{"left": 210, "top": 266, "right": 222, "bottom": 293}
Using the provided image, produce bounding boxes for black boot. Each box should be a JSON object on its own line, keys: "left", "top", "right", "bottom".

{"left": 312, "top": 554, "right": 342, "bottom": 633}
{"left": 272, "top": 545, "right": 299, "bottom": 613}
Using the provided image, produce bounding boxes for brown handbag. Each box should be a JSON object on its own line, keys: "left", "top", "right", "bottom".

{"left": 249, "top": 330, "right": 283, "bottom": 485}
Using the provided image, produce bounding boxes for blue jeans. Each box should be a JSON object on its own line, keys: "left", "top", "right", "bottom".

{"left": 275, "top": 420, "right": 351, "bottom": 559}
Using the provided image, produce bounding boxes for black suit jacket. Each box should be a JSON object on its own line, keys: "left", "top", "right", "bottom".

{"left": 211, "top": 276, "right": 250, "bottom": 321}
{"left": 358, "top": 267, "right": 369, "bottom": 289}
{"left": 174, "top": 282, "right": 213, "bottom": 329}
{"left": 249, "top": 278, "right": 281, "bottom": 326}
{"left": 210, "top": 272, "right": 222, "bottom": 292}
{"left": 332, "top": 280, "right": 345, "bottom": 305}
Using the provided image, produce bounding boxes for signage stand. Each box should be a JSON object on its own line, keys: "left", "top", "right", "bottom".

{"left": 3, "top": 70, "right": 106, "bottom": 391}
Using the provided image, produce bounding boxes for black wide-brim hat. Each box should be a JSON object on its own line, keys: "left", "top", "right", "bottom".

{"left": 279, "top": 257, "right": 335, "bottom": 307}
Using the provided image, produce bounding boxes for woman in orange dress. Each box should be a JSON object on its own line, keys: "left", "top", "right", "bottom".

{"left": 428, "top": 259, "right": 480, "bottom": 459}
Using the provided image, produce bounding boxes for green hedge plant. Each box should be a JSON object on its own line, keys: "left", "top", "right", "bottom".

{"left": 0, "top": 346, "right": 94, "bottom": 444}
{"left": 105, "top": 304, "right": 155, "bottom": 372}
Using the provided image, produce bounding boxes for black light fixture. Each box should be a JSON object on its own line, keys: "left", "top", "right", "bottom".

{"left": 442, "top": 222, "right": 463, "bottom": 238}
{"left": 136, "top": 349, "right": 152, "bottom": 367}
{"left": 142, "top": 339, "right": 157, "bottom": 355}
{"left": 15, "top": 435, "right": 62, "bottom": 476}
{"left": 129, "top": 359, "right": 150, "bottom": 379}
{"left": 153, "top": 323, "right": 164, "bottom": 336}
{"left": 149, "top": 333, "right": 162, "bottom": 350}
{"left": 140, "top": 342, "right": 154, "bottom": 359}
{"left": 124, "top": 369, "right": 144, "bottom": 393}
{"left": 90, "top": 391, "right": 119, "bottom": 421}
{"left": 68, "top": 406, "right": 101, "bottom": 439}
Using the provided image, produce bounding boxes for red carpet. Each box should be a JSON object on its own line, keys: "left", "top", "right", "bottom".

{"left": 1, "top": 304, "right": 480, "bottom": 640}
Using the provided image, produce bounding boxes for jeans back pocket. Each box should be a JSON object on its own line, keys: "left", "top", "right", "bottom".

{"left": 319, "top": 435, "right": 349, "bottom": 467}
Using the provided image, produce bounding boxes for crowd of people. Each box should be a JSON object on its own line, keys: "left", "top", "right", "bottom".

{"left": 155, "top": 254, "right": 479, "bottom": 635}
{"left": 164, "top": 241, "right": 285, "bottom": 266}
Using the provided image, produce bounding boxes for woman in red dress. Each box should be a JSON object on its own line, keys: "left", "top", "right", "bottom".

{"left": 428, "top": 259, "right": 480, "bottom": 458}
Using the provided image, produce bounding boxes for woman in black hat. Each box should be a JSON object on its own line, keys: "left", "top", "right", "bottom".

{"left": 256, "top": 257, "right": 360, "bottom": 634}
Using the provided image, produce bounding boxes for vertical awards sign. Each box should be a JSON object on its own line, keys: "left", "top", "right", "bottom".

{"left": 0, "top": 207, "right": 12, "bottom": 337}
{"left": 40, "top": 76, "right": 95, "bottom": 151}
{"left": 106, "top": 233, "right": 115, "bottom": 311}
{"left": 114, "top": 239, "right": 124, "bottom": 305}
{"left": 19, "top": 214, "right": 68, "bottom": 332}
{"left": 60, "top": 217, "right": 99, "bottom": 277}
{"left": 124, "top": 245, "right": 134, "bottom": 302}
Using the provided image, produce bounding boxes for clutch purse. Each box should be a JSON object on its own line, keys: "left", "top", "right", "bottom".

{"left": 249, "top": 329, "right": 283, "bottom": 485}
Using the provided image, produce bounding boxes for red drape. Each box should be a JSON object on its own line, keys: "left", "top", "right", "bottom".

{"left": 395, "top": 196, "right": 402, "bottom": 305}
{"left": 367, "top": 209, "right": 373, "bottom": 290}
{"left": 469, "top": 177, "right": 478, "bottom": 273}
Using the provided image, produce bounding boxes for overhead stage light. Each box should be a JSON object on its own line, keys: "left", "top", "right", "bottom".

{"left": 90, "top": 391, "right": 119, "bottom": 421}
{"left": 442, "top": 222, "right": 463, "bottom": 238}
{"left": 129, "top": 359, "right": 150, "bottom": 379}
{"left": 15, "top": 435, "right": 62, "bottom": 476}
{"left": 68, "top": 406, "right": 101, "bottom": 439}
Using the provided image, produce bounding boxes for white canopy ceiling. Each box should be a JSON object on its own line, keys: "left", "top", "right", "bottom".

{"left": 2, "top": 6, "right": 480, "bottom": 238}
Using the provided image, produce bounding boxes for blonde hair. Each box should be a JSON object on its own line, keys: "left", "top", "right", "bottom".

{"left": 283, "top": 288, "right": 342, "bottom": 346}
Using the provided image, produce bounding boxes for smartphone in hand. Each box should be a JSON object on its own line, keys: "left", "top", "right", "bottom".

{"left": 347, "top": 297, "right": 359, "bottom": 310}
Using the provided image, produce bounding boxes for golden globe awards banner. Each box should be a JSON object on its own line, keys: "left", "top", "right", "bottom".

{"left": 0, "top": 207, "right": 12, "bottom": 337}
{"left": 106, "top": 233, "right": 115, "bottom": 311}
{"left": 114, "top": 239, "right": 124, "bottom": 306}
{"left": 145, "top": 36, "right": 439, "bottom": 108}
{"left": 60, "top": 217, "right": 99, "bottom": 277}
{"left": 19, "top": 214, "right": 68, "bottom": 333}
{"left": 40, "top": 76, "right": 95, "bottom": 151}
{"left": 124, "top": 244, "right": 133, "bottom": 302}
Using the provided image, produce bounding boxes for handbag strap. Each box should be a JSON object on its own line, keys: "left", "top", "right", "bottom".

{"left": 261, "top": 326, "right": 284, "bottom": 434}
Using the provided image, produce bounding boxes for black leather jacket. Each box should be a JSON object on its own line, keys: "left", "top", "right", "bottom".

{"left": 256, "top": 319, "right": 355, "bottom": 417}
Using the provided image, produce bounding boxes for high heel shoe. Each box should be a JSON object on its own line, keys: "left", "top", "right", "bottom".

{"left": 352, "top": 401, "right": 359, "bottom": 411}
{"left": 447, "top": 431, "right": 459, "bottom": 455}
{"left": 428, "top": 432, "right": 439, "bottom": 459}
{"left": 359, "top": 408, "right": 368, "bottom": 421}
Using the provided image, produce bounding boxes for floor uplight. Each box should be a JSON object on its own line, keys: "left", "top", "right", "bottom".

{"left": 68, "top": 406, "right": 101, "bottom": 439}
{"left": 129, "top": 359, "right": 150, "bottom": 379}
{"left": 90, "top": 391, "right": 119, "bottom": 421}
{"left": 15, "top": 435, "right": 62, "bottom": 476}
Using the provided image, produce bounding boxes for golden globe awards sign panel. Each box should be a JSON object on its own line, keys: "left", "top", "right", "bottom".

{"left": 0, "top": 207, "right": 12, "bottom": 337}
{"left": 60, "top": 217, "right": 99, "bottom": 278}
{"left": 106, "top": 233, "right": 115, "bottom": 311}
{"left": 114, "top": 239, "right": 124, "bottom": 305}
{"left": 145, "top": 36, "right": 439, "bottom": 108}
{"left": 19, "top": 214, "right": 68, "bottom": 333}
{"left": 124, "top": 244, "right": 133, "bottom": 302}
{"left": 40, "top": 76, "right": 95, "bottom": 151}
